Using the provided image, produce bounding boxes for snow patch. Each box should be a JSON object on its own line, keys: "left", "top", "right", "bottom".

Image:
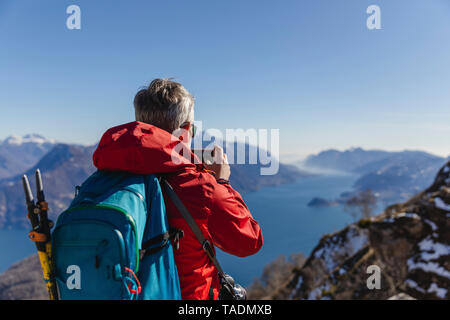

{"left": 434, "top": 198, "right": 450, "bottom": 211}
{"left": 289, "top": 276, "right": 304, "bottom": 299}
{"left": 3, "top": 134, "right": 56, "bottom": 146}
{"left": 423, "top": 219, "right": 438, "bottom": 231}
{"left": 307, "top": 287, "right": 323, "bottom": 300}
{"left": 383, "top": 212, "right": 419, "bottom": 223}
{"left": 407, "top": 260, "right": 450, "bottom": 279}
{"left": 405, "top": 279, "right": 425, "bottom": 293}
{"left": 427, "top": 283, "right": 447, "bottom": 298}
{"left": 417, "top": 238, "right": 450, "bottom": 261}
{"left": 313, "top": 226, "right": 368, "bottom": 273}
{"left": 405, "top": 280, "right": 448, "bottom": 298}
{"left": 307, "top": 282, "right": 330, "bottom": 300}
{"left": 407, "top": 236, "right": 450, "bottom": 279}
{"left": 396, "top": 212, "right": 420, "bottom": 219}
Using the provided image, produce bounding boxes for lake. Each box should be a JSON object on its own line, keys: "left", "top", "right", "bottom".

{"left": 217, "top": 173, "right": 362, "bottom": 286}
{"left": 0, "top": 229, "right": 36, "bottom": 273}
{"left": 0, "top": 174, "right": 370, "bottom": 286}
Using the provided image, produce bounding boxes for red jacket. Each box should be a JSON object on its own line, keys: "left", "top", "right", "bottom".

{"left": 92, "top": 121, "right": 263, "bottom": 300}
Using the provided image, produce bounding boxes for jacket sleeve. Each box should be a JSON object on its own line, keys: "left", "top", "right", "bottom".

{"left": 207, "top": 182, "right": 263, "bottom": 257}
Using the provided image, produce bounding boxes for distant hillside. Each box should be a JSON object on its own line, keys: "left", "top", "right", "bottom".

{"left": 230, "top": 162, "right": 305, "bottom": 193}
{"left": 195, "top": 130, "right": 308, "bottom": 192}
{"left": 0, "top": 139, "right": 308, "bottom": 230}
{"left": 302, "top": 148, "right": 393, "bottom": 173}
{"left": 0, "top": 134, "right": 56, "bottom": 180}
{"left": 303, "top": 148, "right": 446, "bottom": 175}
{"left": 302, "top": 148, "right": 448, "bottom": 205}
{"left": 353, "top": 151, "right": 446, "bottom": 204}
{"left": 0, "top": 143, "right": 96, "bottom": 229}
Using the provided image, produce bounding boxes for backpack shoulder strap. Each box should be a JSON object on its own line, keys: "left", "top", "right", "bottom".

{"left": 161, "top": 178, "right": 225, "bottom": 277}
{"left": 139, "top": 175, "right": 183, "bottom": 260}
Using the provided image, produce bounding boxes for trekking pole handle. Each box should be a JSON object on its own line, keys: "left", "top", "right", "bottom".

{"left": 35, "top": 169, "right": 45, "bottom": 202}
{"left": 22, "top": 175, "right": 34, "bottom": 208}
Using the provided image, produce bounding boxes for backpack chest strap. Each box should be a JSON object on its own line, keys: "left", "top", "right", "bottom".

{"left": 139, "top": 227, "right": 184, "bottom": 260}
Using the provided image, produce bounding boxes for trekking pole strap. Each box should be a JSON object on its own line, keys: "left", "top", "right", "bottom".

{"left": 161, "top": 179, "right": 225, "bottom": 277}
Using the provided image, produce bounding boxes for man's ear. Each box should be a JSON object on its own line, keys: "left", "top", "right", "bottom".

{"left": 178, "top": 122, "right": 191, "bottom": 142}
{"left": 182, "top": 122, "right": 191, "bottom": 131}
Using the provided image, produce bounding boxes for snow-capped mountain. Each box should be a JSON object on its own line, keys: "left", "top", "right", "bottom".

{"left": 0, "top": 134, "right": 56, "bottom": 179}
{"left": 2, "top": 134, "right": 56, "bottom": 146}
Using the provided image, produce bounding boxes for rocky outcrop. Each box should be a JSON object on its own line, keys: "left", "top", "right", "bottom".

{"left": 287, "top": 162, "right": 450, "bottom": 300}
{"left": 307, "top": 197, "right": 338, "bottom": 208}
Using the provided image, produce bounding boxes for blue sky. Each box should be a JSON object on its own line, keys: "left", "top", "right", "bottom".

{"left": 0, "top": 0, "right": 449, "bottom": 161}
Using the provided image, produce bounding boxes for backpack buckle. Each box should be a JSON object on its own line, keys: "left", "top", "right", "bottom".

{"left": 202, "top": 240, "right": 215, "bottom": 259}
{"left": 124, "top": 267, "right": 141, "bottom": 295}
{"left": 171, "top": 228, "right": 184, "bottom": 250}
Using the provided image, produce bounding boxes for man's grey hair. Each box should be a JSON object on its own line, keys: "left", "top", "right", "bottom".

{"left": 134, "top": 78, "right": 195, "bottom": 133}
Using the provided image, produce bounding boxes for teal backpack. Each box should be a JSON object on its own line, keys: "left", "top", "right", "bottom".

{"left": 51, "top": 170, "right": 183, "bottom": 300}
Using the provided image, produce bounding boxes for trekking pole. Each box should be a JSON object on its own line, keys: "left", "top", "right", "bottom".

{"left": 35, "top": 169, "right": 59, "bottom": 300}
{"left": 22, "top": 171, "right": 59, "bottom": 300}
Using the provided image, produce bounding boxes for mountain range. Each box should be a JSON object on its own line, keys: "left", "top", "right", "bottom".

{"left": 0, "top": 134, "right": 307, "bottom": 229}
{"left": 0, "top": 143, "right": 96, "bottom": 229}
{"left": 301, "top": 148, "right": 393, "bottom": 174}
{"left": 300, "top": 148, "right": 449, "bottom": 205}
{"left": 0, "top": 134, "right": 56, "bottom": 180}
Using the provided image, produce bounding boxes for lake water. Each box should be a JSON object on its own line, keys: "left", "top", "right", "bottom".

{"left": 217, "top": 174, "right": 361, "bottom": 286}
{"left": 0, "top": 229, "right": 36, "bottom": 273}
{"left": 0, "top": 174, "right": 368, "bottom": 286}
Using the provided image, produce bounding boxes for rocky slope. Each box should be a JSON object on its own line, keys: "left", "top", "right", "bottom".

{"left": 287, "top": 161, "right": 450, "bottom": 300}
{"left": 0, "top": 255, "right": 47, "bottom": 300}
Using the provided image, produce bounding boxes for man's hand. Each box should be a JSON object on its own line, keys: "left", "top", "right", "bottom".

{"left": 204, "top": 145, "right": 231, "bottom": 181}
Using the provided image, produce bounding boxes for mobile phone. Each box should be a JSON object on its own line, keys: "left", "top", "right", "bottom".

{"left": 192, "top": 148, "right": 215, "bottom": 164}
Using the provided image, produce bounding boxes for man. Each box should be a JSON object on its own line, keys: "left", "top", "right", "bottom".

{"left": 93, "top": 78, "right": 263, "bottom": 300}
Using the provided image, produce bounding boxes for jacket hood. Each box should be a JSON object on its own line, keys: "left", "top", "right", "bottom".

{"left": 93, "top": 121, "right": 197, "bottom": 174}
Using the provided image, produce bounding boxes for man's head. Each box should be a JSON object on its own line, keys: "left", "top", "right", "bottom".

{"left": 134, "top": 78, "right": 195, "bottom": 144}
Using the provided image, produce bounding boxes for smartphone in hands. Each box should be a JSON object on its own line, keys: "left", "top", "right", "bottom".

{"left": 193, "top": 146, "right": 231, "bottom": 180}
{"left": 192, "top": 148, "right": 215, "bottom": 164}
